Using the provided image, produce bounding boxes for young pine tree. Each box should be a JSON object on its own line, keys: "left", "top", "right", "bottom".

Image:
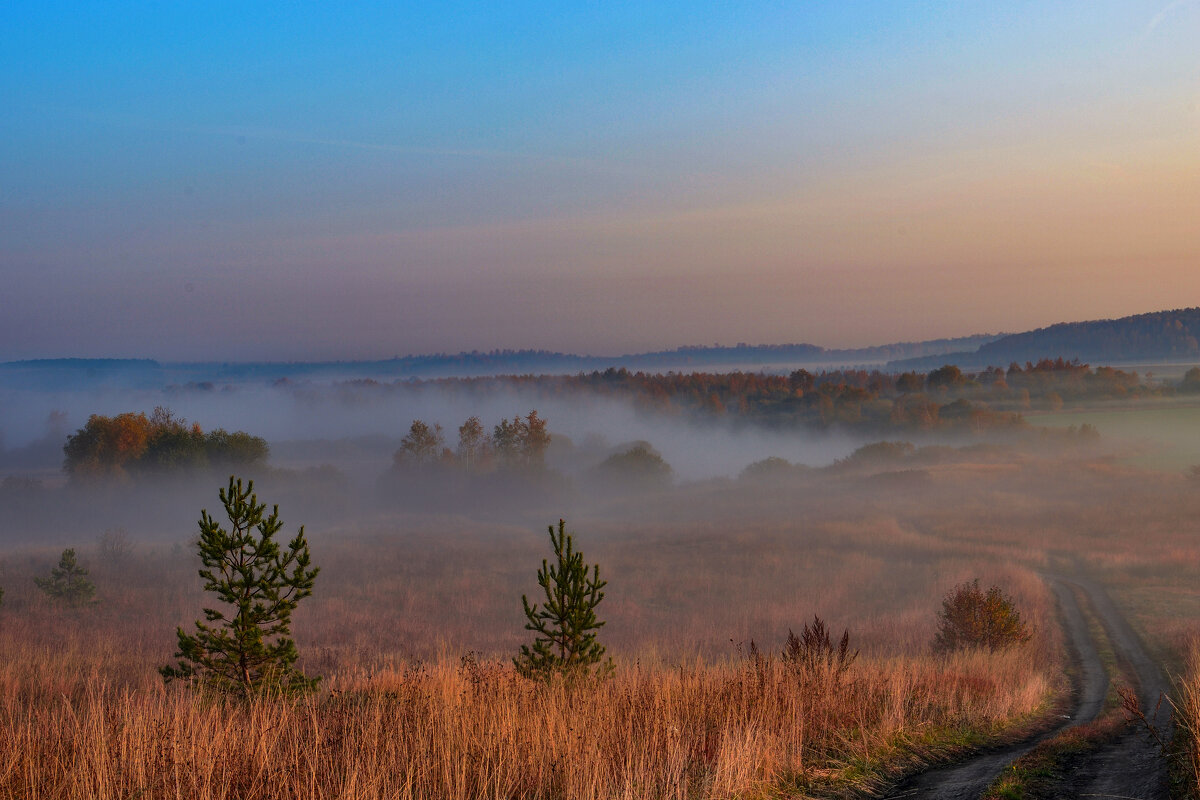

{"left": 161, "top": 476, "right": 319, "bottom": 696}
{"left": 34, "top": 548, "right": 96, "bottom": 606}
{"left": 516, "top": 519, "right": 612, "bottom": 680}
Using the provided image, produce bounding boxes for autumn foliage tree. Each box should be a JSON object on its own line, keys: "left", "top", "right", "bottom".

{"left": 63, "top": 407, "right": 267, "bottom": 481}
{"left": 933, "top": 579, "right": 1032, "bottom": 652}
{"left": 391, "top": 410, "right": 551, "bottom": 476}
{"left": 62, "top": 412, "right": 153, "bottom": 478}
{"left": 393, "top": 420, "right": 447, "bottom": 468}
{"left": 493, "top": 410, "right": 550, "bottom": 470}
{"left": 456, "top": 416, "right": 491, "bottom": 471}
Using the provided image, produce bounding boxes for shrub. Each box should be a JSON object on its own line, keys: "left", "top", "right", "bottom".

{"left": 1184, "top": 366, "right": 1200, "bottom": 393}
{"left": 782, "top": 616, "right": 858, "bottom": 678}
{"left": 839, "top": 441, "right": 916, "bottom": 468}
{"left": 740, "top": 456, "right": 796, "bottom": 481}
{"left": 592, "top": 443, "right": 673, "bottom": 489}
{"left": 934, "top": 579, "right": 1032, "bottom": 652}
{"left": 97, "top": 528, "right": 133, "bottom": 568}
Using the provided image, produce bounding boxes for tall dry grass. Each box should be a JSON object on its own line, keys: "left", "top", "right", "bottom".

{"left": 4, "top": 449, "right": 1131, "bottom": 798}
{"left": 1171, "top": 645, "right": 1200, "bottom": 798}
{"left": 0, "top": 647, "right": 1049, "bottom": 800}
{"left": 0, "top": 509, "right": 1058, "bottom": 799}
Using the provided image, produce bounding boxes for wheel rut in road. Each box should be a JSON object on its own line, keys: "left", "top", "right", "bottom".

{"left": 883, "top": 575, "right": 1169, "bottom": 800}
{"left": 1056, "top": 575, "right": 1172, "bottom": 800}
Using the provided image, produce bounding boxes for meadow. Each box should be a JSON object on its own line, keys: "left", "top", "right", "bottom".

{"left": 1026, "top": 401, "right": 1200, "bottom": 471}
{"left": 3, "top": 430, "right": 1200, "bottom": 797}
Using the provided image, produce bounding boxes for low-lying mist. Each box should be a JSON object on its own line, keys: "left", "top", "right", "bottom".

{"left": 1, "top": 379, "right": 871, "bottom": 482}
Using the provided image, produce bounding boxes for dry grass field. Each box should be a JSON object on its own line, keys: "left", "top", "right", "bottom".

{"left": 2, "top": 443, "right": 1198, "bottom": 798}
{"left": 0, "top": 646, "right": 1048, "bottom": 799}
{"left": 1173, "top": 646, "right": 1200, "bottom": 798}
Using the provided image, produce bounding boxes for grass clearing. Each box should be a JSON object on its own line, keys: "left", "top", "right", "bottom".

{"left": 3, "top": 440, "right": 1200, "bottom": 796}
{"left": 1025, "top": 403, "right": 1200, "bottom": 471}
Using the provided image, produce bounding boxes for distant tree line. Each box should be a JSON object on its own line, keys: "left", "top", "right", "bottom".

{"left": 333, "top": 358, "right": 1184, "bottom": 435}
{"left": 63, "top": 407, "right": 268, "bottom": 481}
{"left": 392, "top": 410, "right": 551, "bottom": 474}
{"left": 565, "top": 358, "right": 1168, "bottom": 428}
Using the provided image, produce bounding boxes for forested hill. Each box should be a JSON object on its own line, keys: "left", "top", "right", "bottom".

{"left": 2, "top": 334, "right": 999, "bottom": 386}
{"left": 890, "top": 308, "right": 1200, "bottom": 370}
{"left": 11, "top": 308, "right": 1200, "bottom": 384}
{"left": 979, "top": 308, "right": 1200, "bottom": 363}
{"left": 364, "top": 334, "right": 999, "bottom": 375}
{"left": 0, "top": 359, "right": 164, "bottom": 390}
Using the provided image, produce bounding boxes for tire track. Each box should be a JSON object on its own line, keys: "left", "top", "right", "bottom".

{"left": 883, "top": 576, "right": 1148, "bottom": 799}
{"left": 1053, "top": 575, "right": 1171, "bottom": 800}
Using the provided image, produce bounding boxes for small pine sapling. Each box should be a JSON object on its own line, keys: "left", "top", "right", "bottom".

{"left": 516, "top": 519, "right": 612, "bottom": 680}
{"left": 161, "top": 476, "right": 319, "bottom": 696}
{"left": 34, "top": 548, "right": 96, "bottom": 606}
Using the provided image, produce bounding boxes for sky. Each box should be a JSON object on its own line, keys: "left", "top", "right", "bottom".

{"left": 2, "top": 1, "right": 1199, "bottom": 361}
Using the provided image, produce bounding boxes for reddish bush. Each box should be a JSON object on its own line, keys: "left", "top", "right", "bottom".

{"left": 934, "top": 579, "right": 1032, "bottom": 652}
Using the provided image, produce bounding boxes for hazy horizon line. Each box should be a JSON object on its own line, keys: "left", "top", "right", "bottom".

{"left": 2, "top": 332, "right": 1010, "bottom": 367}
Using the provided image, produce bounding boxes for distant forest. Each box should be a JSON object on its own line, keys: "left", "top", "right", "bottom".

{"left": 7, "top": 308, "right": 1200, "bottom": 388}
{"left": 342, "top": 359, "right": 1200, "bottom": 434}
{"left": 23, "top": 359, "right": 1196, "bottom": 488}
{"left": 0, "top": 335, "right": 998, "bottom": 387}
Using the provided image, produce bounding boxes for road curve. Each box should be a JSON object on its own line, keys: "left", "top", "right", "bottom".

{"left": 1056, "top": 575, "right": 1171, "bottom": 800}
{"left": 882, "top": 576, "right": 1136, "bottom": 800}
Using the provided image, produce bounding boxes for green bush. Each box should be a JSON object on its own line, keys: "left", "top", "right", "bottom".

{"left": 593, "top": 443, "right": 672, "bottom": 489}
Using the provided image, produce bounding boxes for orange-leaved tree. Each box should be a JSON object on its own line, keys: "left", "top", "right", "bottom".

{"left": 934, "top": 579, "right": 1032, "bottom": 652}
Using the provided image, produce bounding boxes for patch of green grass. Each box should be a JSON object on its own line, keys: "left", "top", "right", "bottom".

{"left": 786, "top": 712, "right": 1055, "bottom": 798}
{"left": 984, "top": 722, "right": 1127, "bottom": 800}
{"left": 1026, "top": 404, "right": 1200, "bottom": 471}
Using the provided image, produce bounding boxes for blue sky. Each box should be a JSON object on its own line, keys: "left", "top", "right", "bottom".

{"left": 2, "top": 2, "right": 1199, "bottom": 359}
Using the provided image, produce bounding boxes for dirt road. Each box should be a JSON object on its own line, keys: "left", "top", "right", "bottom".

{"left": 883, "top": 576, "right": 1170, "bottom": 800}
{"left": 1056, "top": 575, "right": 1172, "bottom": 799}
